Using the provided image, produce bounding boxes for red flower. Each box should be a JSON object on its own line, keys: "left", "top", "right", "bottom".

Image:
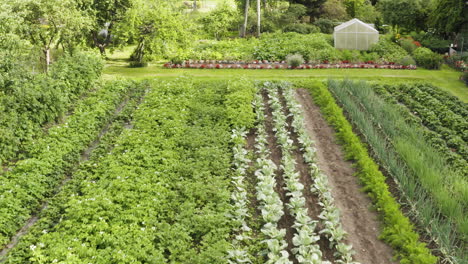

{"left": 200, "top": 64, "right": 206, "bottom": 69}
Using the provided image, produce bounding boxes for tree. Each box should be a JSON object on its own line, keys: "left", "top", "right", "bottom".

{"left": 12, "top": 0, "right": 91, "bottom": 72}
{"left": 199, "top": 4, "right": 237, "bottom": 40}
{"left": 288, "top": 0, "right": 326, "bottom": 21}
{"left": 377, "top": 0, "right": 428, "bottom": 32}
{"left": 257, "top": 0, "right": 261, "bottom": 36}
{"left": 80, "top": 0, "right": 132, "bottom": 56}
{"left": 430, "top": 0, "right": 468, "bottom": 35}
{"left": 321, "top": 0, "right": 348, "bottom": 20}
{"left": 241, "top": 0, "right": 250, "bottom": 37}
{"left": 118, "top": 1, "right": 194, "bottom": 64}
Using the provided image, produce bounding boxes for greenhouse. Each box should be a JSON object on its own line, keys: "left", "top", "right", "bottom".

{"left": 334, "top": 18, "right": 379, "bottom": 50}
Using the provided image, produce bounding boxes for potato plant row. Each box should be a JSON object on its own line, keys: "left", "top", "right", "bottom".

{"left": 0, "top": 80, "right": 143, "bottom": 248}
{"left": 0, "top": 79, "right": 259, "bottom": 263}
{"left": 2, "top": 80, "right": 145, "bottom": 263}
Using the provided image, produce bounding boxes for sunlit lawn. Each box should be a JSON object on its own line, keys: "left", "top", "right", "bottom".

{"left": 104, "top": 47, "right": 468, "bottom": 102}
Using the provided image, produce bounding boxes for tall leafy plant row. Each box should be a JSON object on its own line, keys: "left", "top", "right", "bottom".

{"left": 326, "top": 80, "right": 465, "bottom": 263}
{"left": 372, "top": 83, "right": 467, "bottom": 171}
{"left": 0, "top": 80, "right": 142, "bottom": 248}
{"left": 1, "top": 79, "right": 253, "bottom": 263}
{"left": 2, "top": 81, "right": 145, "bottom": 263}
{"left": 280, "top": 83, "right": 358, "bottom": 264}
{"left": 295, "top": 80, "right": 437, "bottom": 264}
{"left": 0, "top": 52, "right": 103, "bottom": 165}
{"left": 226, "top": 78, "right": 257, "bottom": 264}
{"left": 252, "top": 92, "right": 291, "bottom": 264}
{"left": 264, "top": 82, "right": 358, "bottom": 264}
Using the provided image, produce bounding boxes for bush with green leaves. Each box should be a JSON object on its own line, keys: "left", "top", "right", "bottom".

{"left": 283, "top": 23, "right": 320, "bottom": 34}
{"left": 413, "top": 47, "right": 443, "bottom": 69}
{"left": 369, "top": 37, "right": 409, "bottom": 63}
{"left": 398, "top": 55, "right": 416, "bottom": 66}
{"left": 399, "top": 38, "right": 418, "bottom": 54}
{"left": 253, "top": 32, "right": 334, "bottom": 61}
{"left": 0, "top": 51, "right": 103, "bottom": 164}
{"left": 286, "top": 54, "right": 305, "bottom": 67}
{"left": 313, "top": 18, "right": 336, "bottom": 34}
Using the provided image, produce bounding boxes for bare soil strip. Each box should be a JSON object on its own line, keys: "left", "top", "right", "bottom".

{"left": 0, "top": 91, "right": 142, "bottom": 260}
{"left": 295, "top": 88, "right": 398, "bottom": 264}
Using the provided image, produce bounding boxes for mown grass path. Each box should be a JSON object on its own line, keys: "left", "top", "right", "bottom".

{"left": 103, "top": 50, "right": 468, "bottom": 102}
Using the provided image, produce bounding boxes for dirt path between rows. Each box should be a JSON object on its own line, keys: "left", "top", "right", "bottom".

{"left": 295, "top": 88, "right": 398, "bottom": 264}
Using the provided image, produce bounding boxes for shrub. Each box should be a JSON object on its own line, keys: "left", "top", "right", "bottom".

{"left": 129, "top": 61, "right": 149, "bottom": 67}
{"left": 313, "top": 18, "right": 336, "bottom": 34}
{"left": 286, "top": 53, "right": 304, "bottom": 67}
{"left": 283, "top": 23, "right": 320, "bottom": 34}
{"left": 413, "top": 47, "right": 443, "bottom": 69}
{"left": 361, "top": 52, "right": 380, "bottom": 63}
{"left": 462, "top": 72, "right": 468, "bottom": 86}
{"left": 398, "top": 55, "right": 416, "bottom": 66}
{"left": 340, "top": 50, "right": 362, "bottom": 63}
{"left": 369, "top": 37, "right": 409, "bottom": 63}
{"left": 399, "top": 38, "right": 418, "bottom": 54}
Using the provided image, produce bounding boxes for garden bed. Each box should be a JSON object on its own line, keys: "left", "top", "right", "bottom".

{"left": 164, "top": 60, "right": 417, "bottom": 70}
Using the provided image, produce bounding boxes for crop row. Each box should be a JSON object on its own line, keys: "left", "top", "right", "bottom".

{"left": 326, "top": 79, "right": 463, "bottom": 263}
{"left": 0, "top": 80, "right": 143, "bottom": 248}
{"left": 373, "top": 83, "right": 467, "bottom": 172}
{"left": 244, "top": 82, "right": 358, "bottom": 264}
{"left": 2, "top": 80, "right": 145, "bottom": 263}
{"left": 295, "top": 79, "right": 438, "bottom": 264}
{"left": 1, "top": 79, "right": 255, "bottom": 263}
{"left": 0, "top": 52, "right": 103, "bottom": 165}
{"left": 266, "top": 82, "right": 357, "bottom": 264}
{"left": 280, "top": 83, "right": 357, "bottom": 264}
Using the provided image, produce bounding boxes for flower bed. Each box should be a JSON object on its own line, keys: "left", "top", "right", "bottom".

{"left": 163, "top": 60, "right": 417, "bottom": 70}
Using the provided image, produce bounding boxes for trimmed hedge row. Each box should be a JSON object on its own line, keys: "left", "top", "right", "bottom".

{"left": 295, "top": 80, "right": 437, "bottom": 264}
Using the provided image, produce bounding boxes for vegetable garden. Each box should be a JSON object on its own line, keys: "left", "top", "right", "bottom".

{"left": 2, "top": 72, "right": 466, "bottom": 263}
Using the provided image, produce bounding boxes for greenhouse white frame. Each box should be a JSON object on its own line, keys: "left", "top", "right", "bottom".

{"left": 334, "top": 18, "right": 379, "bottom": 50}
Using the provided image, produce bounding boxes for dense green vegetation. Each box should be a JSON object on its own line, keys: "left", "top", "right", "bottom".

{"left": 1, "top": 0, "right": 467, "bottom": 263}
{"left": 0, "top": 52, "right": 103, "bottom": 165}
{"left": 0, "top": 80, "right": 144, "bottom": 248}
{"left": 2, "top": 79, "right": 255, "bottom": 263}
{"left": 326, "top": 79, "right": 466, "bottom": 263}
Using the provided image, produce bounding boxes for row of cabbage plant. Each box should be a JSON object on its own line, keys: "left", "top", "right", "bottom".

{"left": 281, "top": 82, "right": 359, "bottom": 264}
{"left": 266, "top": 82, "right": 359, "bottom": 264}
{"left": 227, "top": 128, "right": 253, "bottom": 264}
{"left": 265, "top": 83, "right": 329, "bottom": 264}
{"left": 253, "top": 92, "right": 292, "bottom": 264}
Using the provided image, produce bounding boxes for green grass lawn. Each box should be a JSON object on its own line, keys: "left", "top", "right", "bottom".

{"left": 103, "top": 48, "right": 468, "bottom": 102}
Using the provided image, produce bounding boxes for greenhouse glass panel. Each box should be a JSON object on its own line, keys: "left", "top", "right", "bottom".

{"left": 333, "top": 18, "right": 379, "bottom": 50}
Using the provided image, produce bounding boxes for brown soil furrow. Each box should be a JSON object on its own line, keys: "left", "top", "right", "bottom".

{"left": 294, "top": 88, "right": 397, "bottom": 264}
{"left": 261, "top": 90, "right": 298, "bottom": 264}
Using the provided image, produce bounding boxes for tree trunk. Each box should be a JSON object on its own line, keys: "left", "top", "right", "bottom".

{"left": 43, "top": 48, "right": 50, "bottom": 73}
{"left": 242, "top": 0, "right": 250, "bottom": 37}
{"left": 98, "top": 45, "right": 106, "bottom": 56}
{"left": 256, "top": 0, "right": 261, "bottom": 37}
{"left": 193, "top": 0, "right": 197, "bottom": 11}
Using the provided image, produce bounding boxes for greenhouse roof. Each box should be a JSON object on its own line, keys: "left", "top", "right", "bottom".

{"left": 334, "top": 18, "right": 378, "bottom": 33}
